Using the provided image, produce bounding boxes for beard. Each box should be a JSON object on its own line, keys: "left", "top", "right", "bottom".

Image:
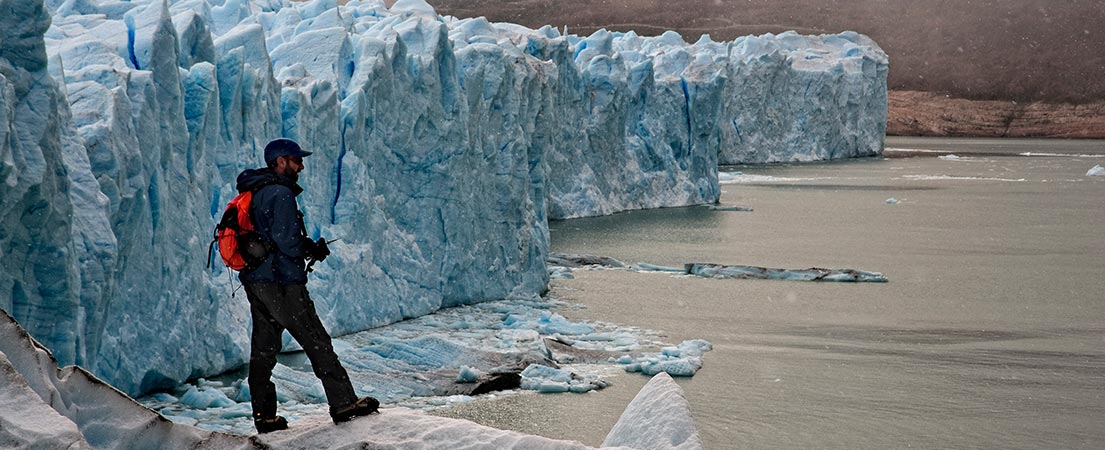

{"left": 278, "top": 166, "right": 300, "bottom": 183}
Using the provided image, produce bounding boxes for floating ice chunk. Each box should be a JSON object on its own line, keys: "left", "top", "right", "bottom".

{"left": 1088, "top": 165, "right": 1105, "bottom": 176}
{"left": 1018, "top": 152, "right": 1105, "bottom": 158}
{"left": 902, "top": 174, "right": 1026, "bottom": 182}
{"left": 547, "top": 252, "right": 626, "bottom": 268}
{"left": 633, "top": 263, "right": 685, "bottom": 273}
{"left": 886, "top": 197, "right": 899, "bottom": 204}
{"left": 717, "top": 171, "right": 743, "bottom": 184}
{"left": 661, "top": 339, "right": 712, "bottom": 358}
{"left": 718, "top": 173, "right": 833, "bottom": 184}
{"left": 620, "top": 339, "right": 712, "bottom": 377}
{"left": 706, "top": 204, "right": 753, "bottom": 211}
{"left": 938, "top": 154, "right": 960, "bottom": 160}
{"left": 685, "top": 263, "right": 888, "bottom": 282}
{"left": 549, "top": 266, "right": 575, "bottom": 279}
{"left": 624, "top": 357, "right": 702, "bottom": 377}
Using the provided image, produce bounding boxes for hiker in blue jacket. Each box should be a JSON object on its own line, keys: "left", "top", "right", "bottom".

{"left": 235, "top": 138, "right": 377, "bottom": 433}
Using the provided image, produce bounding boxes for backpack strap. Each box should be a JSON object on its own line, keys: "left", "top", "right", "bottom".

{"left": 206, "top": 238, "right": 216, "bottom": 269}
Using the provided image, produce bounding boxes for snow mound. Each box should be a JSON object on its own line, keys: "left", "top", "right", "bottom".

{"left": 603, "top": 373, "right": 704, "bottom": 450}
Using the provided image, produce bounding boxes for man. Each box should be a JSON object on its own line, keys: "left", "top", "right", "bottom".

{"left": 236, "top": 138, "right": 378, "bottom": 433}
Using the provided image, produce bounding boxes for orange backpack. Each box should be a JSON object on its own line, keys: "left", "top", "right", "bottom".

{"left": 207, "top": 191, "right": 269, "bottom": 270}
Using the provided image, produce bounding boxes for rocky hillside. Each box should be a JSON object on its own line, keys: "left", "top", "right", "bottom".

{"left": 888, "top": 92, "right": 1105, "bottom": 138}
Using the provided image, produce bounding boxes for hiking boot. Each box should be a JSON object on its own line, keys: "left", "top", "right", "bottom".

{"left": 254, "top": 415, "right": 288, "bottom": 433}
{"left": 331, "top": 396, "right": 380, "bottom": 423}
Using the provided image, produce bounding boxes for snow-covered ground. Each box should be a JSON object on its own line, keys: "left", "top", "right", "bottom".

{"left": 1, "top": 304, "right": 704, "bottom": 449}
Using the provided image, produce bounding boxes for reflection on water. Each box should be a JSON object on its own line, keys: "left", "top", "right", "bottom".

{"left": 443, "top": 138, "right": 1105, "bottom": 449}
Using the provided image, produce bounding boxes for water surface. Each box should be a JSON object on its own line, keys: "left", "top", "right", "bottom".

{"left": 439, "top": 137, "right": 1105, "bottom": 449}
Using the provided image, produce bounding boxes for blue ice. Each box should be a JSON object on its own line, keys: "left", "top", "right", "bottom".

{"left": 3, "top": 0, "right": 884, "bottom": 398}
{"left": 136, "top": 295, "right": 699, "bottom": 434}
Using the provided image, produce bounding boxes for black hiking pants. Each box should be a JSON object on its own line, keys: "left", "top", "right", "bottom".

{"left": 243, "top": 283, "right": 357, "bottom": 418}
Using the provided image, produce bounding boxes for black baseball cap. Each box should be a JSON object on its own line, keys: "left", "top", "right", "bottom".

{"left": 264, "top": 138, "right": 312, "bottom": 166}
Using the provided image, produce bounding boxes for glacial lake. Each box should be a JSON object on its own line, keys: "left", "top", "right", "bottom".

{"left": 436, "top": 137, "right": 1105, "bottom": 449}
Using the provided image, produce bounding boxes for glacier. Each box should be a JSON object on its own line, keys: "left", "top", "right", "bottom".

{"left": 1, "top": 0, "right": 887, "bottom": 397}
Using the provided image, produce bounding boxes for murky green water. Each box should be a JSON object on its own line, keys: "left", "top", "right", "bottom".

{"left": 438, "top": 137, "right": 1105, "bottom": 449}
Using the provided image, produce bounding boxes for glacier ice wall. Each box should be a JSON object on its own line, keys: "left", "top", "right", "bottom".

{"left": 1, "top": 0, "right": 886, "bottom": 396}
{"left": 512, "top": 25, "right": 886, "bottom": 216}
{"left": 717, "top": 31, "right": 888, "bottom": 164}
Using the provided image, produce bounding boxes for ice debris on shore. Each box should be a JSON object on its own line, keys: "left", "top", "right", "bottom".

{"left": 0, "top": 309, "right": 705, "bottom": 450}
{"left": 616, "top": 340, "right": 713, "bottom": 377}
{"left": 1087, "top": 165, "right": 1105, "bottom": 176}
{"left": 133, "top": 296, "right": 706, "bottom": 434}
{"left": 520, "top": 364, "right": 611, "bottom": 393}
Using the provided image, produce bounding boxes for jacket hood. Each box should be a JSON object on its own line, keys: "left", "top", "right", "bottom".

{"left": 235, "top": 168, "right": 303, "bottom": 195}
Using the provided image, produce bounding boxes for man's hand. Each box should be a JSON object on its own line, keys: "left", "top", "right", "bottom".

{"left": 309, "top": 237, "right": 331, "bottom": 262}
{"left": 304, "top": 237, "right": 329, "bottom": 262}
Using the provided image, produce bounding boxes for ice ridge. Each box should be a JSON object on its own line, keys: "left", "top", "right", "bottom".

{"left": 2, "top": 0, "right": 886, "bottom": 397}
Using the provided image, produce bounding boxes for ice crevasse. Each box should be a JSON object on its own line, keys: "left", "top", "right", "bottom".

{"left": 0, "top": 0, "right": 887, "bottom": 396}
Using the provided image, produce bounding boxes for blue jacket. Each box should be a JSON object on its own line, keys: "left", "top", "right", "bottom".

{"left": 235, "top": 168, "right": 313, "bottom": 285}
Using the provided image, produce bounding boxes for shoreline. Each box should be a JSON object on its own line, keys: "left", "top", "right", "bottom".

{"left": 888, "top": 90, "right": 1105, "bottom": 139}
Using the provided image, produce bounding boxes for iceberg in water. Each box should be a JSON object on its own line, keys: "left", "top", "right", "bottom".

{"left": 2, "top": 0, "right": 886, "bottom": 397}
{"left": 685, "top": 263, "right": 888, "bottom": 282}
